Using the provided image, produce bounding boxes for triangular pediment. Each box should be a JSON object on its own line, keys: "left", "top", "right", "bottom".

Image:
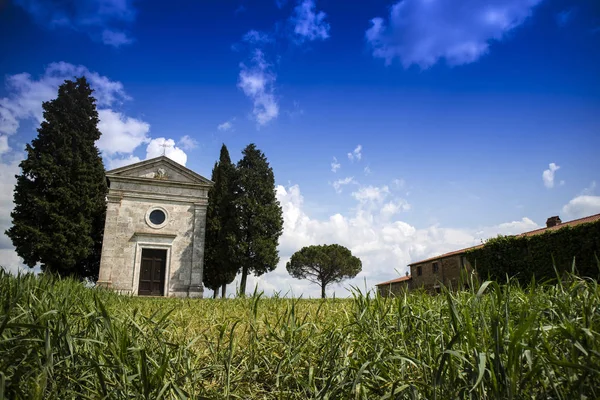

{"left": 106, "top": 156, "right": 212, "bottom": 186}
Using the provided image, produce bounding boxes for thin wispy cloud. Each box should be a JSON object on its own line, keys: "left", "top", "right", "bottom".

{"left": 14, "top": 0, "right": 137, "bottom": 47}
{"left": 243, "top": 30, "right": 274, "bottom": 45}
{"left": 217, "top": 118, "right": 235, "bottom": 132}
{"left": 178, "top": 135, "right": 198, "bottom": 150}
{"left": 347, "top": 145, "right": 362, "bottom": 161}
{"left": 331, "top": 157, "right": 341, "bottom": 173}
{"left": 332, "top": 176, "right": 357, "bottom": 193}
{"left": 289, "top": 0, "right": 331, "bottom": 43}
{"left": 366, "top": 0, "right": 542, "bottom": 69}
{"left": 238, "top": 50, "right": 279, "bottom": 126}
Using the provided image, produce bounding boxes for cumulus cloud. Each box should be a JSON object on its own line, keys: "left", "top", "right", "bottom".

{"left": 331, "top": 157, "right": 341, "bottom": 173}
{"left": 562, "top": 196, "right": 600, "bottom": 219}
{"left": 365, "top": 0, "right": 542, "bottom": 69}
{"left": 332, "top": 176, "right": 357, "bottom": 193}
{"left": 289, "top": 0, "right": 331, "bottom": 43}
{"left": 0, "top": 62, "right": 129, "bottom": 137}
{"left": 208, "top": 183, "right": 541, "bottom": 298}
{"left": 14, "top": 0, "right": 137, "bottom": 47}
{"left": 97, "top": 109, "right": 150, "bottom": 155}
{"left": 542, "top": 162, "right": 560, "bottom": 188}
{"left": 145, "top": 138, "right": 188, "bottom": 166}
{"left": 347, "top": 144, "right": 362, "bottom": 161}
{"left": 238, "top": 50, "right": 279, "bottom": 126}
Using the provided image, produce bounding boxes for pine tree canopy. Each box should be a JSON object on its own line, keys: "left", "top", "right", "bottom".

{"left": 235, "top": 143, "right": 283, "bottom": 295}
{"left": 6, "top": 77, "right": 108, "bottom": 279}
{"left": 286, "top": 244, "right": 362, "bottom": 298}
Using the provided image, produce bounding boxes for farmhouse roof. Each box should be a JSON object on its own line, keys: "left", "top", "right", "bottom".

{"left": 375, "top": 275, "right": 412, "bottom": 287}
{"left": 407, "top": 213, "right": 600, "bottom": 267}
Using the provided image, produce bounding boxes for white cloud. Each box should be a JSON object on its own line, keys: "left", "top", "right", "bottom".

{"left": 352, "top": 185, "right": 390, "bottom": 204}
{"left": 145, "top": 138, "right": 187, "bottom": 166}
{"left": 542, "top": 162, "right": 560, "bottom": 188}
{"left": 289, "top": 0, "right": 331, "bottom": 43}
{"left": 562, "top": 196, "right": 600, "bottom": 219}
{"left": 331, "top": 157, "right": 340, "bottom": 173}
{"left": 238, "top": 50, "right": 279, "bottom": 126}
{"left": 0, "top": 62, "right": 129, "bottom": 137}
{"left": 210, "top": 183, "right": 541, "bottom": 298}
{"left": 347, "top": 144, "right": 362, "bottom": 161}
{"left": 332, "top": 176, "right": 357, "bottom": 193}
{"left": 365, "top": 0, "right": 542, "bottom": 69}
{"left": 0, "top": 136, "right": 9, "bottom": 155}
{"left": 217, "top": 119, "right": 235, "bottom": 131}
{"left": 0, "top": 153, "right": 23, "bottom": 252}
{"left": 14, "top": 0, "right": 136, "bottom": 47}
{"left": 97, "top": 109, "right": 150, "bottom": 155}
{"left": 364, "top": 166, "right": 371, "bottom": 175}
{"left": 178, "top": 135, "right": 198, "bottom": 150}
{"left": 106, "top": 155, "right": 141, "bottom": 170}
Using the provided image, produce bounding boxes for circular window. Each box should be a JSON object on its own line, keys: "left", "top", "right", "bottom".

{"left": 149, "top": 209, "right": 166, "bottom": 225}
{"left": 145, "top": 207, "right": 168, "bottom": 229}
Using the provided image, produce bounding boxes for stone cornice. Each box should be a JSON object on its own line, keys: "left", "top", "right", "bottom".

{"left": 107, "top": 174, "right": 212, "bottom": 189}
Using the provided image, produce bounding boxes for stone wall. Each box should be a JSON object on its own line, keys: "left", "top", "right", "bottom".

{"left": 409, "top": 255, "right": 474, "bottom": 292}
{"left": 377, "top": 278, "right": 413, "bottom": 297}
{"left": 97, "top": 158, "right": 211, "bottom": 298}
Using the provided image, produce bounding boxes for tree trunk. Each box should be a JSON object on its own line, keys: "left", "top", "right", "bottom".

{"left": 212, "top": 289, "right": 218, "bottom": 299}
{"left": 239, "top": 265, "right": 249, "bottom": 297}
{"left": 321, "top": 283, "right": 326, "bottom": 299}
{"left": 221, "top": 283, "right": 226, "bottom": 299}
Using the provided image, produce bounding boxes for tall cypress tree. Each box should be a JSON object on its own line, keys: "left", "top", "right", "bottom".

{"left": 235, "top": 143, "right": 283, "bottom": 296}
{"left": 6, "top": 77, "right": 108, "bottom": 280}
{"left": 203, "top": 144, "right": 239, "bottom": 298}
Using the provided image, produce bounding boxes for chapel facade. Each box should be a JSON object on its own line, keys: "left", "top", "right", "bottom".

{"left": 97, "top": 156, "right": 213, "bottom": 297}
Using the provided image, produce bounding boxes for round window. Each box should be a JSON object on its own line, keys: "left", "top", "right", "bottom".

{"left": 149, "top": 209, "right": 166, "bottom": 225}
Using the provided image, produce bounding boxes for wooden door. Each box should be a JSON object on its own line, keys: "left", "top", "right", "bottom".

{"left": 138, "top": 249, "right": 167, "bottom": 296}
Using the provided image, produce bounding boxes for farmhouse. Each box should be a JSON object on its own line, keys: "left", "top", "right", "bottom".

{"left": 376, "top": 213, "right": 600, "bottom": 295}
{"left": 96, "top": 156, "right": 213, "bottom": 297}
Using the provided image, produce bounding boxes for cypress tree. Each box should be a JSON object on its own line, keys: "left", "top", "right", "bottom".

{"left": 6, "top": 77, "right": 108, "bottom": 280}
{"left": 235, "top": 143, "right": 283, "bottom": 296}
{"left": 203, "top": 144, "right": 239, "bottom": 298}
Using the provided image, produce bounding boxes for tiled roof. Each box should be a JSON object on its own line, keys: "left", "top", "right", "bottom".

{"left": 407, "top": 213, "right": 600, "bottom": 267}
{"left": 375, "top": 275, "right": 412, "bottom": 286}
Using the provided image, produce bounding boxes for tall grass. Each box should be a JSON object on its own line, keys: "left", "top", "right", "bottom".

{"left": 1, "top": 268, "right": 599, "bottom": 399}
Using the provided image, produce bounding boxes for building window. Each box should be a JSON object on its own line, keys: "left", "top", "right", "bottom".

{"left": 145, "top": 207, "right": 169, "bottom": 229}
{"left": 149, "top": 209, "right": 166, "bottom": 225}
{"left": 432, "top": 262, "right": 439, "bottom": 273}
{"left": 417, "top": 266, "right": 422, "bottom": 276}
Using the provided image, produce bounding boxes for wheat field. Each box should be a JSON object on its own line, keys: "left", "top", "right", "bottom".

{"left": 1, "top": 269, "right": 599, "bottom": 399}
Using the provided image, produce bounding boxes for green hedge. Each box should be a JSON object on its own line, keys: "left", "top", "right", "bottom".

{"left": 466, "top": 221, "right": 600, "bottom": 284}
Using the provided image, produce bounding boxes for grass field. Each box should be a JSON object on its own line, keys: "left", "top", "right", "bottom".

{"left": 1, "top": 269, "right": 599, "bottom": 399}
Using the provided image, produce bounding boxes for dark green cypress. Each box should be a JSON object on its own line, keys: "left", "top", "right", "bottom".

{"left": 6, "top": 77, "right": 108, "bottom": 280}
{"left": 203, "top": 144, "right": 239, "bottom": 298}
{"left": 235, "top": 143, "right": 283, "bottom": 296}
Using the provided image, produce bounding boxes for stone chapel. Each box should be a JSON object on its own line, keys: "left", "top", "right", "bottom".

{"left": 97, "top": 156, "right": 213, "bottom": 297}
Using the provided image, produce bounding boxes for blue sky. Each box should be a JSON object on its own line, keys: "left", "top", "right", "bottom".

{"left": 1, "top": 0, "right": 599, "bottom": 297}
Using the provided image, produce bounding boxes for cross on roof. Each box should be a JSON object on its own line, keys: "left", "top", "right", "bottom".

{"left": 160, "top": 142, "right": 172, "bottom": 156}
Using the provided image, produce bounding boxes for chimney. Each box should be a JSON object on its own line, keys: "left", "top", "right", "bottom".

{"left": 546, "top": 216, "right": 562, "bottom": 228}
